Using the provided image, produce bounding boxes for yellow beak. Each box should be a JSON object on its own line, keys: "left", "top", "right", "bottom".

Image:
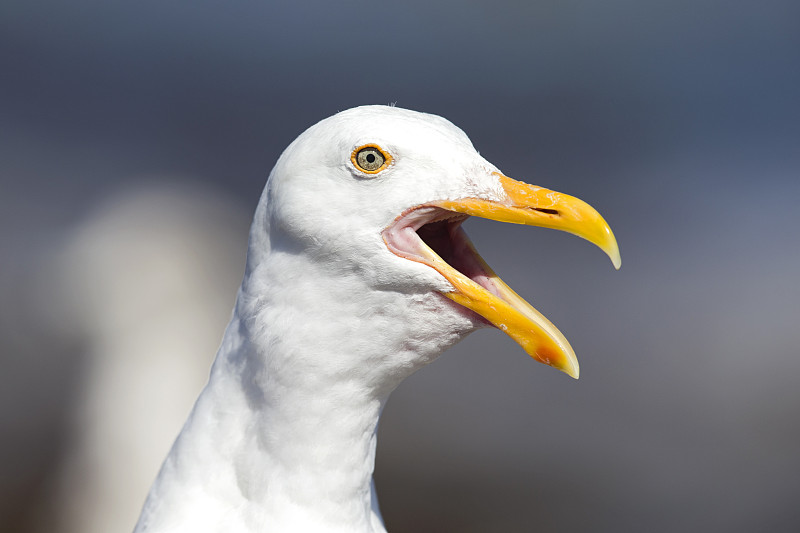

{"left": 423, "top": 173, "right": 620, "bottom": 379}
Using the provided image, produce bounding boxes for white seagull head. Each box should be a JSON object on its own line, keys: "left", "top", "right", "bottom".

{"left": 135, "top": 105, "right": 621, "bottom": 533}
{"left": 243, "top": 105, "right": 619, "bottom": 387}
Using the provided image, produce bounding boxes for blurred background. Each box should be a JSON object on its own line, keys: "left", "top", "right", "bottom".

{"left": 1, "top": 1, "right": 799, "bottom": 532}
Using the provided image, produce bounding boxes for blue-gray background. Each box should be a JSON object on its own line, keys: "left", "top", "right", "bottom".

{"left": 2, "top": 1, "right": 799, "bottom": 531}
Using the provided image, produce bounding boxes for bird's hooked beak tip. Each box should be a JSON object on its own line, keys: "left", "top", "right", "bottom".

{"left": 493, "top": 173, "right": 621, "bottom": 271}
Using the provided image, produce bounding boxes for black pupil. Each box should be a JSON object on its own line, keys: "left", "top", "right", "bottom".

{"left": 366, "top": 153, "right": 376, "bottom": 163}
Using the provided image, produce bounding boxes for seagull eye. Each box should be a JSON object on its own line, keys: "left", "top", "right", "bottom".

{"left": 352, "top": 145, "right": 390, "bottom": 174}
{"left": 356, "top": 148, "right": 384, "bottom": 171}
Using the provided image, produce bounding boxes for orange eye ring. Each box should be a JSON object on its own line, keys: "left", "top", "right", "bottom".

{"left": 351, "top": 144, "right": 392, "bottom": 174}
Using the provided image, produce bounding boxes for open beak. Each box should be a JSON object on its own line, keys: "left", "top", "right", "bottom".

{"left": 383, "top": 173, "right": 620, "bottom": 379}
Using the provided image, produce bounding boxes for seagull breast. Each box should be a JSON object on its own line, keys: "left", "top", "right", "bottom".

{"left": 134, "top": 105, "right": 619, "bottom": 533}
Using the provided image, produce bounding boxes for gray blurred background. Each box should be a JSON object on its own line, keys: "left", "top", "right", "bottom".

{"left": 2, "top": 1, "right": 799, "bottom": 532}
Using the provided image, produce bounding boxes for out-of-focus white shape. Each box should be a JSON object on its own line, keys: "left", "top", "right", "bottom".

{"left": 39, "top": 182, "right": 248, "bottom": 533}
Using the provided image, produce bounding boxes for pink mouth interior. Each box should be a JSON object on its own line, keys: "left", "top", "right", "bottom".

{"left": 382, "top": 206, "right": 503, "bottom": 300}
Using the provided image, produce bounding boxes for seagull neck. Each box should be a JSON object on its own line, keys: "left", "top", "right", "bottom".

{"left": 140, "top": 244, "right": 456, "bottom": 532}
{"left": 148, "top": 285, "right": 393, "bottom": 531}
{"left": 223, "top": 315, "right": 386, "bottom": 530}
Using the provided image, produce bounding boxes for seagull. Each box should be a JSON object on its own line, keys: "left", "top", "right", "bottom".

{"left": 134, "top": 105, "right": 620, "bottom": 533}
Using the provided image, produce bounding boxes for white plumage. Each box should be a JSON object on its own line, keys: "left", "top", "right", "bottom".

{"left": 134, "top": 106, "right": 619, "bottom": 532}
